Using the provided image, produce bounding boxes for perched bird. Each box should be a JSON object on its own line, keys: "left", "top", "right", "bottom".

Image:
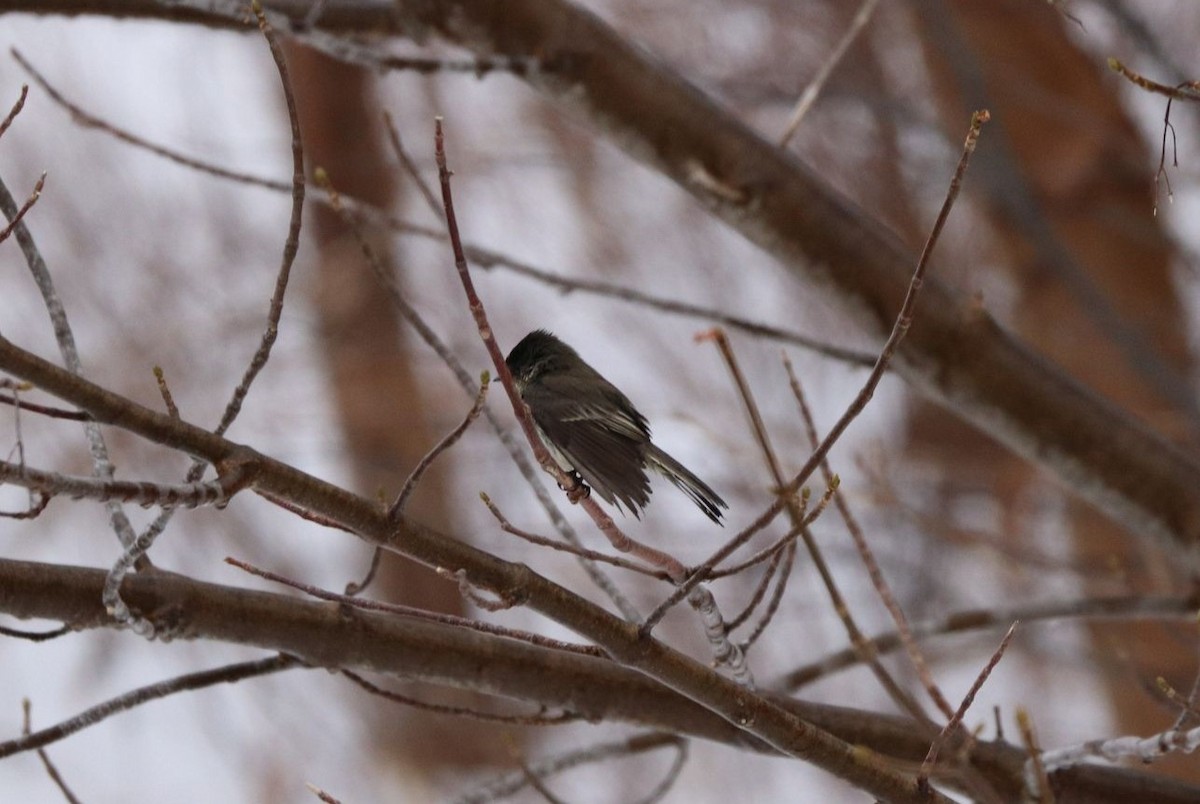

{"left": 505, "top": 329, "right": 727, "bottom": 524}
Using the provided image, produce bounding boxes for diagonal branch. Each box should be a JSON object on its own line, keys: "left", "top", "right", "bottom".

{"left": 51, "top": 0, "right": 1200, "bottom": 559}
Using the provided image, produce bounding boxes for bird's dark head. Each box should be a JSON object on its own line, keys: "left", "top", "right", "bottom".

{"left": 505, "top": 329, "right": 580, "bottom": 390}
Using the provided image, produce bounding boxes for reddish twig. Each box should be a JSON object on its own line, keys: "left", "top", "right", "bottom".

{"left": 225, "top": 556, "right": 603, "bottom": 657}
{"left": 341, "top": 669, "right": 581, "bottom": 726}
{"left": 390, "top": 371, "right": 490, "bottom": 519}
{"left": 434, "top": 118, "right": 688, "bottom": 582}
{"left": 0, "top": 83, "right": 27, "bottom": 140}
{"left": 919, "top": 622, "right": 1018, "bottom": 787}
{"left": 481, "top": 493, "right": 667, "bottom": 579}
{"left": 0, "top": 172, "right": 44, "bottom": 247}
{"left": 0, "top": 394, "right": 89, "bottom": 422}
{"left": 316, "top": 161, "right": 638, "bottom": 619}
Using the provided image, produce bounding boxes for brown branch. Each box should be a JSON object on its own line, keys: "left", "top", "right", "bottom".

{"left": 481, "top": 494, "right": 667, "bottom": 579}
{"left": 213, "top": 0, "right": 305, "bottom": 438}
{"left": 0, "top": 557, "right": 1195, "bottom": 803}
{"left": 0, "top": 83, "right": 27, "bottom": 140}
{"left": 919, "top": 623, "right": 1018, "bottom": 789}
{"left": 0, "top": 171, "right": 44, "bottom": 246}
{"left": 433, "top": 118, "right": 689, "bottom": 584}
{"left": 315, "top": 162, "right": 639, "bottom": 620}
{"left": 340, "top": 669, "right": 581, "bottom": 727}
{"left": 0, "top": 315, "right": 946, "bottom": 798}
{"left": 778, "top": 595, "right": 1198, "bottom": 690}
{"left": 0, "top": 393, "right": 90, "bottom": 422}
{"left": 389, "top": 370, "right": 490, "bottom": 520}
{"left": 225, "top": 556, "right": 604, "bottom": 658}
{"left": 1108, "top": 58, "right": 1200, "bottom": 101}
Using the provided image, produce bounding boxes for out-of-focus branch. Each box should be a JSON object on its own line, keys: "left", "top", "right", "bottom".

{"left": 23, "top": 0, "right": 1189, "bottom": 560}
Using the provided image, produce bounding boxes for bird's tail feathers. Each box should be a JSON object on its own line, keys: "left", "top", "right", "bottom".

{"left": 646, "top": 446, "right": 728, "bottom": 525}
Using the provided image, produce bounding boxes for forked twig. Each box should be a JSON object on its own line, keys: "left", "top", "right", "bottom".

{"left": 640, "top": 109, "right": 991, "bottom": 630}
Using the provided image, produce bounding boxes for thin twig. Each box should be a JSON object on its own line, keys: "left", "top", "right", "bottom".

{"left": 341, "top": 669, "right": 581, "bottom": 726}
{"left": 225, "top": 556, "right": 604, "bottom": 657}
{"left": 305, "top": 782, "right": 343, "bottom": 804}
{"left": 0, "top": 393, "right": 89, "bottom": 422}
{"left": 640, "top": 109, "right": 990, "bottom": 630}
{"left": 22, "top": 699, "right": 81, "bottom": 804}
{"left": 0, "top": 655, "right": 299, "bottom": 759}
{"left": 435, "top": 118, "right": 688, "bottom": 583}
{"left": 383, "top": 110, "right": 443, "bottom": 219}
{"left": 316, "top": 165, "right": 639, "bottom": 620}
{"left": 457, "top": 732, "right": 685, "bottom": 804}
{"left": 152, "top": 366, "right": 180, "bottom": 419}
{"left": 734, "top": 543, "right": 796, "bottom": 651}
{"left": 778, "top": 0, "right": 881, "bottom": 147}
{"left": 0, "top": 83, "right": 27, "bottom": 141}
{"left": 0, "top": 172, "right": 45, "bottom": 246}
{"left": 724, "top": 544, "right": 787, "bottom": 633}
{"left": 1108, "top": 58, "right": 1200, "bottom": 101}
{"left": 919, "top": 622, "right": 1018, "bottom": 787}
{"left": 505, "top": 734, "right": 569, "bottom": 804}
{"left": 481, "top": 494, "right": 666, "bottom": 578}
{"left": 780, "top": 594, "right": 1198, "bottom": 690}
{"left": 1168, "top": 667, "right": 1200, "bottom": 732}
{"left": 350, "top": 368, "right": 487, "bottom": 604}
{"left": 14, "top": 55, "right": 870, "bottom": 369}
{"left": 0, "top": 95, "right": 138, "bottom": 558}
{"left": 0, "top": 458, "right": 253, "bottom": 509}
{"left": 443, "top": 567, "right": 521, "bottom": 612}
{"left": 389, "top": 371, "right": 490, "bottom": 519}
{"left": 214, "top": 0, "right": 305, "bottom": 437}
{"left": 1018, "top": 709, "right": 1054, "bottom": 804}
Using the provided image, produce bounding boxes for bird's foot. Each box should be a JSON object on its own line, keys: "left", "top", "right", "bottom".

{"left": 560, "top": 471, "right": 591, "bottom": 504}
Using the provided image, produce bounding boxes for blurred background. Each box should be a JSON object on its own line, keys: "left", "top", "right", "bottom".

{"left": 1, "top": 0, "right": 1199, "bottom": 800}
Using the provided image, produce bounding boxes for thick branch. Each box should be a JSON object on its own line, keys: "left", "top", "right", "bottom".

{"left": 0, "top": 558, "right": 1196, "bottom": 804}
{"left": 0, "top": 334, "right": 939, "bottom": 802}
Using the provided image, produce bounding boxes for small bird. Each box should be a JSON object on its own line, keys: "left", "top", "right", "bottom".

{"left": 505, "top": 329, "right": 727, "bottom": 524}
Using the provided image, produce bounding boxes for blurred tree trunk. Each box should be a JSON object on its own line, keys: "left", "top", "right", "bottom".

{"left": 286, "top": 47, "right": 503, "bottom": 772}
{"left": 908, "top": 0, "right": 1199, "bottom": 780}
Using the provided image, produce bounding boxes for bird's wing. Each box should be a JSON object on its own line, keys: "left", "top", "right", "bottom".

{"left": 522, "top": 377, "right": 652, "bottom": 515}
